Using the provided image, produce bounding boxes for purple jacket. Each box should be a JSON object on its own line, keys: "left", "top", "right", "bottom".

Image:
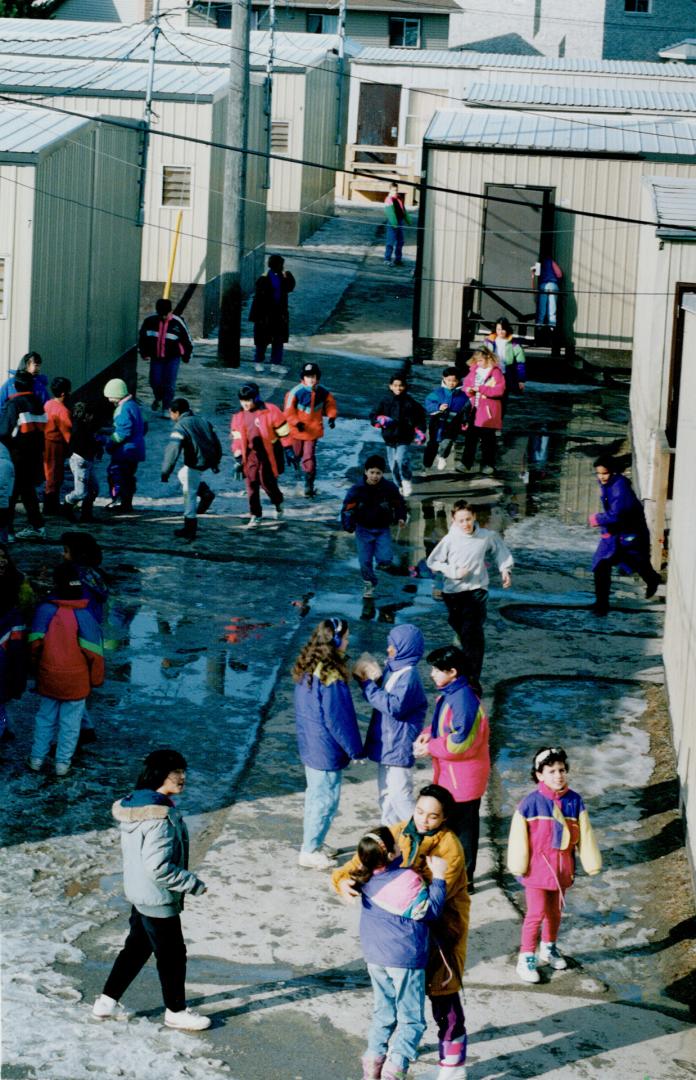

{"left": 359, "top": 855, "right": 447, "bottom": 969}
{"left": 591, "top": 474, "right": 650, "bottom": 572}
{"left": 362, "top": 624, "right": 427, "bottom": 767}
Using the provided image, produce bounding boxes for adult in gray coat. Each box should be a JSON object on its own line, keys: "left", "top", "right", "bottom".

{"left": 92, "top": 749, "right": 211, "bottom": 1030}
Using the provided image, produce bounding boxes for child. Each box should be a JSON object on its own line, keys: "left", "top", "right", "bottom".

{"left": 61, "top": 531, "right": 108, "bottom": 745}
{"left": 103, "top": 378, "right": 146, "bottom": 513}
{"left": 341, "top": 454, "right": 407, "bottom": 598}
{"left": 138, "top": 298, "right": 193, "bottom": 415}
{"left": 353, "top": 624, "right": 427, "bottom": 826}
{"left": 230, "top": 382, "right": 290, "bottom": 527}
{"left": 43, "top": 376, "right": 72, "bottom": 515}
{"left": 293, "top": 618, "right": 363, "bottom": 870}
{"left": 0, "top": 351, "right": 49, "bottom": 409}
{"left": 27, "top": 563, "right": 104, "bottom": 777}
{"left": 414, "top": 645, "right": 489, "bottom": 891}
{"left": 483, "top": 317, "right": 527, "bottom": 396}
{"left": 0, "top": 369, "right": 47, "bottom": 539}
{"left": 370, "top": 373, "right": 426, "bottom": 498}
{"left": 507, "top": 746, "right": 602, "bottom": 984}
{"left": 423, "top": 367, "right": 471, "bottom": 471}
{"left": 0, "top": 544, "right": 28, "bottom": 743}
{"left": 426, "top": 500, "right": 513, "bottom": 679}
{"left": 65, "top": 401, "right": 103, "bottom": 523}
{"left": 350, "top": 826, "right": 447, "bottom": 1080}
{"left": 161, "top": 397, "right": 221, "bottom": 541}
{"left": 334, "top": 785, "right": 470, "bottom": 1080}
{"left": 283, "top": 362, "right": 337, "bottom": 499}
{"left": 462, "top": 349, "right": 505, "bottom": 475}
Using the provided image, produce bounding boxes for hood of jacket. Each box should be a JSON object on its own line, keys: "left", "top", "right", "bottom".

{"left": 113, "top": 788, "right": 175, "bottom": 830}
{"left": 386, "top": 624, "right": 425, "bottom": 671}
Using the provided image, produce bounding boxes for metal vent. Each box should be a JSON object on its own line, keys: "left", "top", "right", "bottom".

{"left": 162, "top": 165, "right": 192, "bottom": 207}
{"left": 271, "top": 121, "right": 290, "bottom": 154}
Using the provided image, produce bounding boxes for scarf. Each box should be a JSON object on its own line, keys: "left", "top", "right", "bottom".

{"left": 401, "top": 817, "right": 445, "bottom": 867}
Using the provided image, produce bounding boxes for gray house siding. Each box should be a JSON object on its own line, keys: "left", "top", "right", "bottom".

{"left": 252, "top": 7, "right": 449, "bottom": 46}
{"left": 602, "top": 0, "right": 696, "bottom": 62}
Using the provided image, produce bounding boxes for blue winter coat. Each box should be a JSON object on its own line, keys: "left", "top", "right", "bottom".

{"left": 294, "top": 665, "right": 363, "bottom": 771}
{"left": 110, "top": 397, "right": 146, "bottom": 464}
{"left": 591, "top": 474, "right": 651, "bottom": 572}
{"left": 424, "top": 385, "right": 470, "bottom": 418}
{"left": 0, "top": 371, "right": 50, "bottom": 408}
{"left": 359, "top": 855, "right": 446, "bottom": 969}
{"left": 362, "top": 624, "right": 427, "bottom": 767}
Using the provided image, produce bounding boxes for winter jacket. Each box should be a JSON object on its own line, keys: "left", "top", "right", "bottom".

{"left": 384, "top": 193, "right": 410, "bottom": 228}
{"left": 427, "top": 521, "right": 513, "bottom": 594}
{"left": 463, "top": 364, "right": 505, "bottom": 430}
{"left": 483, "top": 333, "right": 527, "bottom": 389}
{"left": 284, "top": 383, "right": 337, "bottom": 441}
{"left": 370, "top": 392, "right": 426, "bottom": 447}
{"left": 249, "top": 271, "right": 296, "bottom": 343}
{"left": 358, "top": 856, "right": 446, "bottom": 970}
{"left": 0, "top": 441, "right": 14, "bottom": 505}
{"left": 112, "top": 788, "right": 206, "bottom": 918}
{"left": 109, "top": 397, "right": 146, "bottom": 464}
{"left": 294, "top": 663, "right": 363, "bottom": 771}
{"left": 424, "top": 384, "right": 471, "bottom": 421}
{"left": 138, "top": 312, "right": 193, "bottom": 363}
{"left": 362, "top": 624, "right": 427, "bottom": 768}
{"left": 0, "top": 606, "right": 27, "bottom": 704}
{"left": 341, "top": 477, "right": 407, "bottom": 533}
{"left": 0, "top": 390, "right": 46, "bottom": 479}
{"left": 29, "top": 597, "right": 104, "bottom": 701}
{"left": 0, "top": 370, "right": 50, "bottom": 408}
{"left": 426, "top": 677, "right": 490, "bottom": 803}
{"left": 591, "top": 473, "right": 651, "bottom": 573}
{"left": 507, "top": 781, "right": 602, "bottom": 893}
{"left": 75, "top": 565, "right": 109, "bottom": 624}
{"left": 44, "top": 398, "right": 72, "bottom": 444}
{"left": 230, "top": 401, "right": 290, "bottom": 478}
{"left": 69, "top": 415, "right": 102, "bottom": 462}
{"left": 161, "top": 410, "right": 222, "bottom": 478}
{"left": 333, "top": 822, "right": 470, "bottom": 994}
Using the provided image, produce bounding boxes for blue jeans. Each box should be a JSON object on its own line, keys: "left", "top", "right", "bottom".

{"left": 367, "top": 965, "right": 426, "bottom": 1070}
{"left": 355, "top": 526, "right": 393, "bottom": 585}
{"left": 386, "top": 444, "right": 412, "bottom": 488}
{"left": 537, "top": 281, "right": 559, "bottom": 326}
{"left": 31, "top": 695, "right": 86, "bottom": 767}
{"left": 302, "top": 766, "right": 342, "bottom": 852}
{"left": 385, "top": 225, "right": 404, "bottom": 263}
{"left": 149, "top": 358, "right": 180, "bottom": 409}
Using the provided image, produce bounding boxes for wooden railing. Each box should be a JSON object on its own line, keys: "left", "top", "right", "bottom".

{"left": 339, "top": 144, "right": 420, "bottom": 202}
{"left": 459, "top": 278, "right": 566, "bottom": 361}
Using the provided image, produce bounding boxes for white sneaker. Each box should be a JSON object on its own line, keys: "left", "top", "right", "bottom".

{"left": 271, "top": 505, "right": 284, "bottom": 520}
{"left": 27, "top": 757, "right": 44, "bottom": 772}
{"left": 362, "top": 580, "right": 375, "bottom": 598}
{"left": 298, "top": 849, "right": 334, "bottom": 870}
{"left": 55, "top": 762, "right": 71, "bottom": 777}
{"left": 164, "top": 1007, "right": 211, "bottom": 1031}
{"left": 92, "top": 994, "right": 131, "bottom": 1021}
{"left": 436, "top": 455, "right": 448, "bottom": 471}
{"left": 539, "top": 941, "right": 568, "bottom": 970}
{"left": 516, "top": 951, "right": 540, "bottom": 983}
{"left": 270, "top": 365, "right": 288, "bottom": 376}
{"left": 401, "top": 479, "right": 413, "bottom": 497}
{"left": 245, "top": 515, "right": 261, "bottom": 528}
{"left": 16, "top": 526, "right": 46, "bottom": 540}
{"left": 254, "top": 363, "right": 264, "bottom": 373}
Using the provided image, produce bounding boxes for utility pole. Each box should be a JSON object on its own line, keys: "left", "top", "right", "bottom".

{"left": 138, "top": 0, "right": 161, "bottom": 227}
{"left": 218, "top": 0, "right": 250, "bottom": 367}
{"left": 263, "top": 0, "right": 276, "bottom": 189}
{"left": 335, "top": 0, "right": 347, "bottom": 146}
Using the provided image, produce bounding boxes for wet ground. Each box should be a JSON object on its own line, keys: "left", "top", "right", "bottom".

{"left": 2, "top": 208, "right": 695, "bottom": 1078}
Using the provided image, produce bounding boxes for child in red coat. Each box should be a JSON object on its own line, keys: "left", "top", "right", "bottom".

{"left": 462, "top": 350, "right": 505, "bottom": 475}
{"left": 43, "top": 377, "right": 72, "bottom": 514}
{"left": 283, "top": 362, "right": 337, "bottom": 499}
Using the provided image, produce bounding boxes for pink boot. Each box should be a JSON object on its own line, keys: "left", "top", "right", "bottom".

{"left": 362, "top": 1053, "right": 386, "bottom": 1079}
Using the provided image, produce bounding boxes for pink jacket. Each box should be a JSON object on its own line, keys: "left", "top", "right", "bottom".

{"left": 426, "top": 678, "right": 490, "bottom": 802}
{"left": 463, "top": 364, "right": 505, "bottom": 430}
{"left": 507, "top": 782, "right": 602, "bottom": 892}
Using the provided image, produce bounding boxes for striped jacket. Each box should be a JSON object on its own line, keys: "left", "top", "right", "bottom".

{"left": 284, "top": 383, "right": 337, "bottom": 441}
{"left": 426, "top": 677, "right": 490, "bottom": 802}
{"left": 0, "top": 390, "right": 47, "bottom": 463}
{"left": 29, "top": 598, "right": 104, "bottom": 701}
{"left": 138, "top": 312, "right": 193, "bottom": 363}
{"left": 359, "top": 857, "right": 446, "bottom": 970}
{"left": 507, "top": 782, "right": 602, "bottom": 892}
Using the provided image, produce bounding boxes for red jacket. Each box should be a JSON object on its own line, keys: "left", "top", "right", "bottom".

{"left": 463, "top": 364, "right": 505, "bottom": 430}
{"left": 29, "top": 598, "right": 104, "bottom": 700}
{"left": 230, "top": 402, "right": 290, "bottom": 477}
{"left": 44, "top": 398, "right": 72, "bottom": 444}
{"left": 284, "top": 383, "right": 337, "bottom": 441}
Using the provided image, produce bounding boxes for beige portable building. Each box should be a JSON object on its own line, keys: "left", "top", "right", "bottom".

{"left": 415, "top": 109, "right": 696, "bottom": 361}
{"left": 629, "top": 178, "right": 696, "bottom": 882}
{"left": 0, "top": 103, "right": 141, "bottom": 391}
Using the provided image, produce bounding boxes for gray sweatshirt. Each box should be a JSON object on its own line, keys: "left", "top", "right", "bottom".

{"left": 426, "top": 522, "right": 513, "bottom": 593}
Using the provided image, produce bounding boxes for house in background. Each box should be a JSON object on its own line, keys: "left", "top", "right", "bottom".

{"left": 47, "top": 0, "right": 183, "bottom": 22}
{"left": 249, "top": 0, "right": 455, "bottom": 48}
{"left": 449, "top": 0, "right": 696, "bottom": 62}
{"left": 0, "top": 103, "right": 141, "bottom": 391}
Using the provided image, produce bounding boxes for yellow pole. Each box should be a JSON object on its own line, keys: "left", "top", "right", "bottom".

{"left": 163, "top": 209, "right": 183, "bottom": 299}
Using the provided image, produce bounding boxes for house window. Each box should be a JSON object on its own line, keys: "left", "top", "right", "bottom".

{"left": 161, "top": 166, "right": 192, "bottom": 208}
{"left": 624, "top": 0, "right": 651, "bottom": 12}
{"left": 0, "top": 257, "right": 6, "bottom": 317}
{"left": 389, "top": 17, "right": 421, "bottom": 48}
{"left": 271, "top": 121, "right": 290, "bottom": 154}
{"left": 306, "top": 13, "right": 338, "bottom": 33}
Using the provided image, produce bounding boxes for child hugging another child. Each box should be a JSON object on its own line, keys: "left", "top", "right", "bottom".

{"left": 348, "top": 826, "right": 447, "bottom": 1080}
{"left": 507, "top": 746, "right": 602, "bottom": 984}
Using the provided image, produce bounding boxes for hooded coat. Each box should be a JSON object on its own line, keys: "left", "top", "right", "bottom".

{"left": 112, "top": 789, "right": 206, "bottom": 918}
{"left": 591, "top": 473, "right": 651, "bottom": 572}
{"left": 361, "top": 624, "right": 428, "bottom": 767}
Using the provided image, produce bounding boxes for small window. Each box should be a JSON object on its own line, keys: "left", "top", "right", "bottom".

{"left": 306, "top": 13, "right": 338, "bottom": 33}
{"left": 271, "top": 121, "right": 290, "bottom": 154}
{"left": 624, "top": 0, "right": 651, "bottom": 12}
{"left": 0, "top": 257, "right": 7, "bottom": 318}
{"left": 161, "top": 166, "right": 192, "bottom": 208}
{"left": 389, "top": 17, "right": 421, "bottom": 48}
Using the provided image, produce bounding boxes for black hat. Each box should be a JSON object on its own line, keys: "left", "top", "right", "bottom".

{"left": 301, "top": 362, "right": 321, "bottom": 379}
{"left": 238, "top": 382, "right": 260, "bottom": 401}
{"left": 364, "top": 454, "right": 387, "bottom": 472}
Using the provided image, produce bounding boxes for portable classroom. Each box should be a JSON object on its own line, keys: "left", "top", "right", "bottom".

{"left": 0, "top": 103, "right": 141, "bottom": 390}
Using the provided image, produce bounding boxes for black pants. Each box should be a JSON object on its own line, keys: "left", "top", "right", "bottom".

{"left": 443, "top": 589, "right": 488, "bottom": 679}
{"left": 103, "top": 906, "right": 187, "bottom": 1011}
{"left": 594, "top": 555, "right": 659, "bottom": 611}
{"left": 463, "top": 426, "right": 497, "bottom": 469}
{"left": 9, "top": 459, "right": 44, "bottom": 529}
{"left": 450, "top": 798, "right": 481, "bottom": 887}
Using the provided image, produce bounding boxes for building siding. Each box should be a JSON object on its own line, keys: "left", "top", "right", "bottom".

{"left": 0, "top": 165, "right": 34, "bottom": 377}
